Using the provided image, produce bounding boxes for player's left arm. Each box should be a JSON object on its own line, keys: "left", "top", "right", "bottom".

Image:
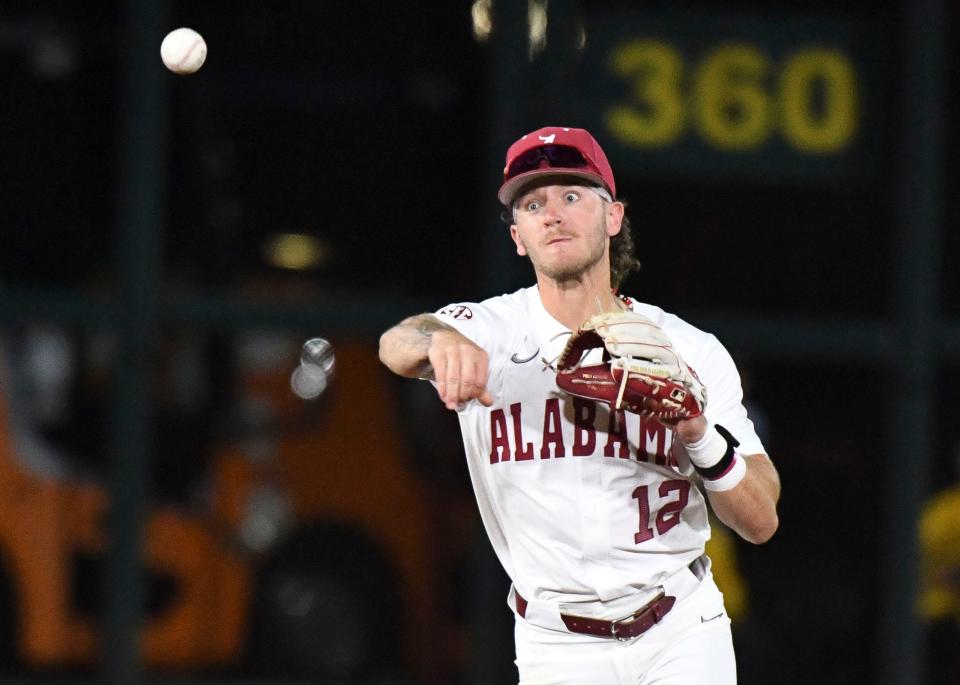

{"left": 707, "top": 451, "right": 780, "bottom": 544}
{"left": 672, "top": 332, "right": 781, "bottom": 544}
{"left": 678, "top": 413, "right": 780, "bottom": 544}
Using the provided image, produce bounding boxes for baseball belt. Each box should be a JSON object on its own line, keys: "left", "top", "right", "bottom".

{"left": 514, "top": 554, "right": 709, "bottom": 641}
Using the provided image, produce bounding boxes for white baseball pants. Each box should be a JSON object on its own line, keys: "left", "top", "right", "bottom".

{"left": 513, "top": 577, "right": 736, "bottom": 685}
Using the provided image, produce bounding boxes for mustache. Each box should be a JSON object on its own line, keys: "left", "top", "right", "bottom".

{"left": 544, "top": 231, "right": 575, "bottom": 244}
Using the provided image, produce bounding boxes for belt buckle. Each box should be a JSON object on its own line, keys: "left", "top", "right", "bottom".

{"left": 609, "top": 589, "right": 665, "bottom": 642}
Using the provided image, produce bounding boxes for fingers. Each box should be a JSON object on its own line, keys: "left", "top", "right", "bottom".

{"left": 475, "top": 353, "right": 492, "bottom": 406}
{"left": 443, "top": 344, "right": 464, "bottom": 410}
{"left": 429, "top": 345, "right": 448, "bottom": 404}
{"left": 429, "top": 332, "right": 491, "bottom": 410}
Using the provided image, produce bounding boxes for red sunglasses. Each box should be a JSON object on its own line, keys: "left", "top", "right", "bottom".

{"left": 505, "top": 145, "right": 590, "bottom": 181}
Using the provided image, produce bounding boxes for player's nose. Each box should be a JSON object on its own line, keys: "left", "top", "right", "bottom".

{"left": 542, "top": 213, "right": 562, "bottom": 227}
{"left": 541, "top": 200, "right": 564, "bottom": 225}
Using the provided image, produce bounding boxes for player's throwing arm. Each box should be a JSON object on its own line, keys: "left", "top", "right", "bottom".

{"left": 379, "top": 314, "right": 493, "bottom": 410}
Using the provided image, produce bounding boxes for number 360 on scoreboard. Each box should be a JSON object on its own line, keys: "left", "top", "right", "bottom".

{"left": 581, "top": 13, "right": 882, "bottom": 182}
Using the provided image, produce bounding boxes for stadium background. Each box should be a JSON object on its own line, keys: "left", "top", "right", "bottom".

{"left": 0, "top": 1, "right": 957, "bottom": 684}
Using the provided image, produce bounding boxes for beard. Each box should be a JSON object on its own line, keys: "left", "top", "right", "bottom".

{"left": 525, "top": 215, "right": 609, "bottom": 283}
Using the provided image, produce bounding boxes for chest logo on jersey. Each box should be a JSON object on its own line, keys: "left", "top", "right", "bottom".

{"left": 510, "top": 347, "right": 539, "bottom": 364}
{"left": 487, "top": 397, "right": 680, "bottom": 468}
{"left": 438, "top": 305, "right": 473, "bottom": 320}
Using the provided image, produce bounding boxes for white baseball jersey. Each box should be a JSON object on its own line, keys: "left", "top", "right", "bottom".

{"left": 434, "top": 285, "right": 765, "bottom": 613}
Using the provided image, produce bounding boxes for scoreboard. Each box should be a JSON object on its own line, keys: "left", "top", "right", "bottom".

{"left": 579, "top": 12, "right": 884, "bottom": 181}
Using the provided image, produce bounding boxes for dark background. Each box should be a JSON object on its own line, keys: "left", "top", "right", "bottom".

{"left": 0, "top": 1, "right": 956, "bottom": 684}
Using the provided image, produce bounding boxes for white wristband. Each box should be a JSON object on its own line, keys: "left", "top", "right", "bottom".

{"left": 701, "top": 455, "right": 747, "bottom": 492}
{"left": 683, "top": 424, "right": 746, "bottom": 491}
{"left": 683, "top": 426, "right": 727, "bottom": 470}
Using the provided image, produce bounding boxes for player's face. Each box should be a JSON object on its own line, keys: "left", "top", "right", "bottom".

{"left": 510, "top": 184, "right": 623, "bottom": 283}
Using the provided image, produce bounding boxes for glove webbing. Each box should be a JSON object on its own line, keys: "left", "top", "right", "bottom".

{"left": 614, "top": 360, "right": 630, "bottom": 409}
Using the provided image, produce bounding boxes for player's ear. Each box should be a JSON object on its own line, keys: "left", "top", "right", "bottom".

{"left": 605, "top": 201, "right": 624, "bottom": 237}
{"left": 510, "top": 225, "right": 527, "bottom": 256}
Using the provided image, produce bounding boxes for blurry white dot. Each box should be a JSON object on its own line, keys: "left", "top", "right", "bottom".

{"left": 291, "top": 364, "right": 328, "bottom": 399}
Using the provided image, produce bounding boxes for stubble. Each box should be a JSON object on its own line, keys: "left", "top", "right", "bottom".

{"left": 526, "top": 214, "right": 609, "bottom": 284}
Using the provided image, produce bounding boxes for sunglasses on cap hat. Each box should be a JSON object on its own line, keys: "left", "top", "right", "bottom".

{"left": 498, "top": 126, "right": 616, "bottom": 206}
{"left": 505, "top": 145, "right": 591, "bottom": 179}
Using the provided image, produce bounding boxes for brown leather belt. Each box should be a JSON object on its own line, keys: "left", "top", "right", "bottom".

{"left": 515, "top": 555, "right": 707, "bottom": 641}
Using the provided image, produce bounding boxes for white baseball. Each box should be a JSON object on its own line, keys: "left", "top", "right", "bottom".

{"left": 290, "top": 364, "right": 328, "bottom": 400}
{"left": 160, "top": 27, "right": 207, "bottom": 75}
{"left": 300, "top": 338, "right": 336, "bottom": 374}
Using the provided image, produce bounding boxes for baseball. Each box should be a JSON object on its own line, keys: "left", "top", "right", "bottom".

{"left": 300, "top": 337, "right": 336, "bottom": 374}
{"left": 290, "top": 364, "right": 328, "bottom": 400}
{"left": 160, "top": 27, "right": 207, "bottom": 74}
{"left": 291, "top": 338, "right": 335, "bottom": 400}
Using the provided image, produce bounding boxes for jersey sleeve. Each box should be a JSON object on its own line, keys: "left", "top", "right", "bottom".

{"left": 429, "top": 300, "right": 519, "bottom": 405}
{"left": 696, "top": 336, "right": 767, "bottom": 457}
{"left": 432, "top": 301, "right": 509, "bottom": 358}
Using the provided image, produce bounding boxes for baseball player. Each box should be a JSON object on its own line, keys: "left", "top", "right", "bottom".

{"left": 379, "top": 126, "right": 780, "bottom": 684}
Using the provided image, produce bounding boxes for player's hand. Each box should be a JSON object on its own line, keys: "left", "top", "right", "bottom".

{"left": 673, "top": 415, "right": 708, "bottom": 444}
{"left": 428, "top": 329, "right": 493, "bottom": 410}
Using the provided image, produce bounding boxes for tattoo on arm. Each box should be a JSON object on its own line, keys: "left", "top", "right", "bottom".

{"left": 414, "top": 315, "right": 454, "bottom": 338}
{"left": 393, "top": 314, "right": 456, "bottom": 379}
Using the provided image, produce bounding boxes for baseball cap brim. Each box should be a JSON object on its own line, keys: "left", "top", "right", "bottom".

{"left": 497, "top": 168, "right": 609, "bottom": 206}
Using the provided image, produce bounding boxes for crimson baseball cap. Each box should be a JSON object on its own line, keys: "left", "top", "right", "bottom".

{"left": 498, "top": 126, "right": 616, "bottom": 206}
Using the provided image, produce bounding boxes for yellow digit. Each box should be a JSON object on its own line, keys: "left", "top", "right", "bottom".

{"left": 605, "top": 40, "right": 684, "bottom": 147}
{"left": 692, "top": 44, "right": 772, "bottom": 150}
{"left": 780, "top": 49, "right": 858, "bottom": 154}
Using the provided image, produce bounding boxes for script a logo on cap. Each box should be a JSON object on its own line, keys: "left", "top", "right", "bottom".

{"left": 538, "top": 134, "right": 556, "bottom": 144}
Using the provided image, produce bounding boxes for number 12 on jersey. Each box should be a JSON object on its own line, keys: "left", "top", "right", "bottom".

{"left": 633, "top": 479, "right": 691, "bottom": 543}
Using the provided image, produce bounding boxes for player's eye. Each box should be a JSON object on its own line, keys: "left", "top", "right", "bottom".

{"left": 523, "top": 200, "right": 542, "bottom": 212}
{"left": 564, "top": 191, "right": 580, "bottom": 203}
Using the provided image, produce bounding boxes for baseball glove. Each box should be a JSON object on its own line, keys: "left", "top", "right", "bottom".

{"left": 555, "top": 311, "right": 705, "bottom": 422}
